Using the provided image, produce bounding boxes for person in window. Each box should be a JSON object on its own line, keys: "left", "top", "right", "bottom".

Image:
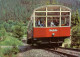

{"left": 40, "top": 21, "right": 45, "bottom": 27}
{"left": 40, "top": 22, "right": 44, "bottom": 27}
{"left": 51, "top": 20, "right": 55, "bottom": 27}
{"left": 55, "top": 19, "right": 59, "bottom": 26}
{"left": 37, "top": 19, "right": 41, "bottom": 26}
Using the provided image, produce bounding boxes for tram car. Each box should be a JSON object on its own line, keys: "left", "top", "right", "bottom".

{"left": 27, "top": 5, "right": 71, "bottom": 46}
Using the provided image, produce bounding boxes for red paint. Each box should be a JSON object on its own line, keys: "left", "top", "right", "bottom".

{"left": 33, "top": 27, "right": 70, "bottom": 38}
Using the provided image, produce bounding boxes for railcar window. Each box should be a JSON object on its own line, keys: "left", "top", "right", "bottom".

{"left": 35, "top": 12, "right": 46, "bottom": 17}
{"left": 47, "top": 12, "right": 60, "bottom": 16}
{"left": 47, "top": 17, "right": 59, "bottom": 27}
{"left": 61, "top": 16, "right": 69, "bottom": 26}
{"left": 34, "top": 6, "right": 71, "bottom": 27}
{"left": 61, "top": 12, "right": 70, "bottom": 26}
{"left": 47, "top": 6, "right": 60, "bottom": 11}
{"left": 35, "top": 17, "right": 46, "bottom": 27}
{"left": 61, "top": 12, "right": 70, "bottom": 16}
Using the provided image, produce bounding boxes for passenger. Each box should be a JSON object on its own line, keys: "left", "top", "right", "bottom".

{"left": 40, "top": 22, "right": 44, "bottom": 27}
{"left": 37, "top": 19, "right": 41, "bottom": 26}
{"left": 55, "top": 19, "right": 59, "bottom": 26}
{"left": 51, "top": 21, "right": 55, "bottom": 27}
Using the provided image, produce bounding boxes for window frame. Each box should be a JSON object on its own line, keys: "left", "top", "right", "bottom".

{"left": 33, "top": 7, "right": 71, "bottom": 28}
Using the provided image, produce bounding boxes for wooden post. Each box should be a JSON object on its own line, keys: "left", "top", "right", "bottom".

{"left": 60, "top": 7, "right": 61, "bottom": 27}
{"left": 33, "top": 11, "right": 35, "bottom": 27}
{"left": 70, "top": 12, "right": 71, "bottom": 26}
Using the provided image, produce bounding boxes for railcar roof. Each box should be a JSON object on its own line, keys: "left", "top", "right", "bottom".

{"left": 34, "top": 5, "right": 71, "bottom": 11}
{"left": 30, "top": 5, "right": 71, "bottom": 20}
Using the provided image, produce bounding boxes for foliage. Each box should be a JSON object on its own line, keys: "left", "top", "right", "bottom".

{"left": 0, "top": 20, "right": 28, "bottom": 41}
{"left": 0, "top": 47, "right": 12, "bottom": 55}
{"left": 0, "top": 35, "right": 23, "bottom": 57}
{"left": 62, "top": 38, "right": 71, "bottom": 48}
{"left": 0, "top": 47, "right": 18, "bottom": 57}
{"left": 0, "top": 27, "right": 6, "bottom": 41}
{"left": 0, "top": 21, "right": 24, "bottom": 56}
{"left": 12, "top": 25, "right": 24, "bottom": 40}
{"left": 0, "top": 36, "right": 23, "bottom": 46}
{"left": 71, "top": 10, "right": 80, "bottom": 48}
{"left": 46, "top": 0, "right": 57, "bottom": 5}
{"left": 72, "top": 24, "right": 80, "bottom": 36}
{"left": 71, "top": 10, "right": 80, "bottom": 26}
{"left": 0, "top": 0, "right": 80, "bottom": 22}
{"left": 71, "top": 24, "right": 80, "bottom": 48}
{"left": 0, "top": 0, "right": 47, "bottom": 21}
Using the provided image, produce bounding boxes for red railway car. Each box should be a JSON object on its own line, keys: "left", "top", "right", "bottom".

{"left": 27, "top": 5, "right": 71, "bottom": 46}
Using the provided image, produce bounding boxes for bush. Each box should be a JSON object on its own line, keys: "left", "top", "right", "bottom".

{"left": 0, "top": 28, "right": 6, "bottom": 41}
{"left": 3, "top": 22, "right": 11, "bottom": 32}
{"left": 62, "top": 38, "right": 71, "bottom": 48}
{"left": 12, "top": 25, "right": 24, "bottom": 40}
{"left": 0, "top": 47, "right": 19, "bottom": 57}
{"left": 71, "top": 24, "right": 80, "bottom": 48}
{"left": 0, "top": 34, "right": 23, "bottom": 57}
{"left": 0, "top": 36, "right": 23, "bottom": 46}
{"left": 0, "top": 47, "right": 12, "bottom": 55}
{"left": 0, "top": 36, "right": 23, "bottom": 57}
{"left": 0, "top": 20, "right": 27, "bottom": 56}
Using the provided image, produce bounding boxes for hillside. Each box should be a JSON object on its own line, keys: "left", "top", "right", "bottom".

{"left": 0, "top": 0, "right": 80, "bottom": 21}
{"left": 57, "top": 0, "right": 80, "bottom": 10}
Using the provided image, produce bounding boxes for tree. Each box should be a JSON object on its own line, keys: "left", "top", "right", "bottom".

{"left": 71, "top": 10, "right": 80, "bottom": 48}
{"left": 71, "top": 13, "right": 75, "bottom": 26}
{"left": 71, "top": 10, "right": 80, "bottom": 26}
{"left": 75, "top": 10, "right": 79, "bottom": 25}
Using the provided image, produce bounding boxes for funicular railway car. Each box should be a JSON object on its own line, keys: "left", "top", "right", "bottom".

{"left": 27, "top": 5, "right": 71, "bottom": 46}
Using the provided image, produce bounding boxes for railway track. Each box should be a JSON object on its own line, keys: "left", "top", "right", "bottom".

{"left": 55, "top": 47, "right": 80, "bottom": 57}
{"left": 31, "top": 44, "right": 80, "bottom": 57}
{"left": 18, "top": 40, "right": 80, "bottom": 57}
{"left": 48, "top": 47, "right": 80, "bottom": 57}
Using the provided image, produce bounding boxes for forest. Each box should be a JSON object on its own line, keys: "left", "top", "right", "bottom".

{"left": 0, "top": 0, "right": 80, "bottom": 57}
